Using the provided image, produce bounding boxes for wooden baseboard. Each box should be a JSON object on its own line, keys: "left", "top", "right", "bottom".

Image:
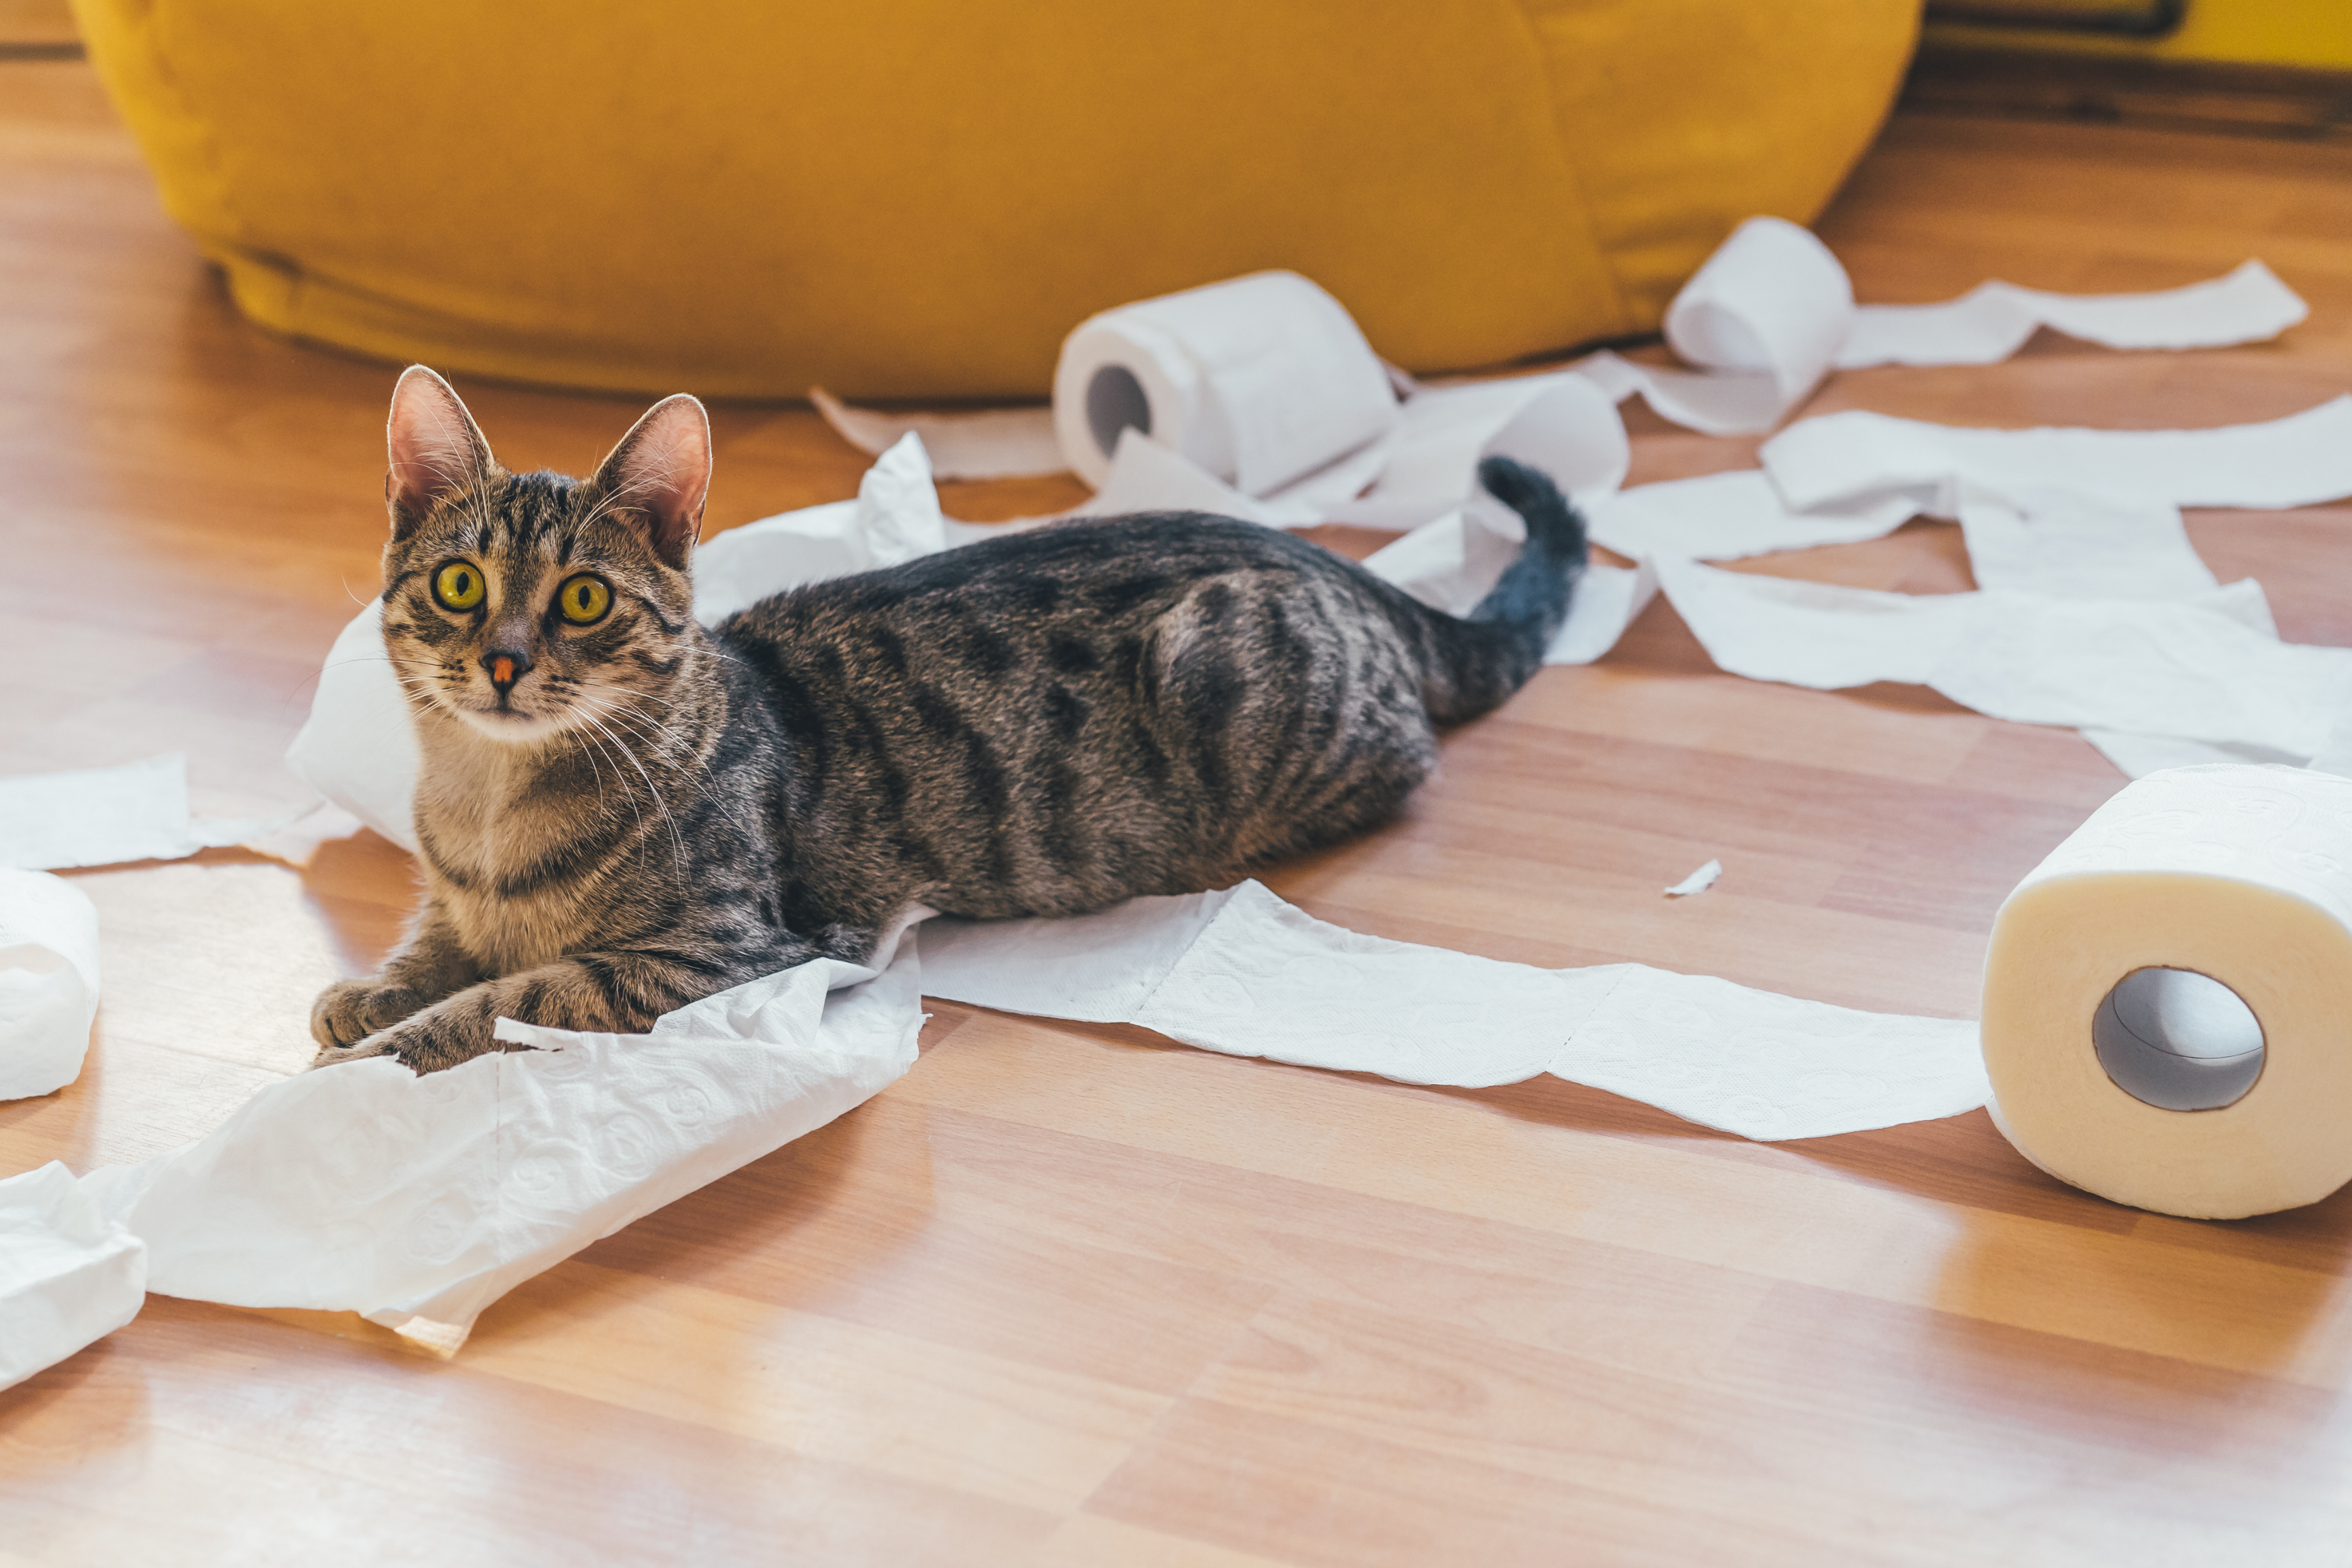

{"left": 1903, "top": 47, "right": 2352, "bottom": 140}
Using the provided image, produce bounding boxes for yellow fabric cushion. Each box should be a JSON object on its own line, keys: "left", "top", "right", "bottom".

{"left": 74, "top": 0, "right": 1917, "bottom": 399}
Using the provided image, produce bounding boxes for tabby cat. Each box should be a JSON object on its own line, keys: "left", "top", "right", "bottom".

{"left": 311, "top": 366, "right": 1586, "bottom": 1071}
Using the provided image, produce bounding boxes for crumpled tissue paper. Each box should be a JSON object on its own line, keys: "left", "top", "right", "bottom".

{"left": 0, "top": 1160, "right": 145, "bottom": 1392}
{"left": 73, "top": 939, "right": 922, "bottom": 1358}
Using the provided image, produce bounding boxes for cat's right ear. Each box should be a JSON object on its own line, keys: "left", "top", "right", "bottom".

{"left": 385, "top": 365, "right": 495, "bottom": 540}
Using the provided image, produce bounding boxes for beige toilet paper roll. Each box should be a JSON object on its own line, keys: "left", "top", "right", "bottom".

{"left": 1050, "top": 271, "right": 1399, "bottom": 495}
{"left": 1981, "top": 764, "right": 2352, "bottom": 1219}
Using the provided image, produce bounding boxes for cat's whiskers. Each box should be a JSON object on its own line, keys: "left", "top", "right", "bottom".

{"left": 321, "top": 653, "right": 445, "bottom": 682}
{"left": 564, "top": 680, "right": 700, "bottom": 751}
{"left": 563, "top": 674, "right": 682, "bottom": 710}
{"left": 566, "top": 689, "right": 727, "bottom": 820}
{"left": 568, "top": 703, "right": 689, "bottom": 877}
{"left": 561, "top": 713, "right": 634, "bottom": 843}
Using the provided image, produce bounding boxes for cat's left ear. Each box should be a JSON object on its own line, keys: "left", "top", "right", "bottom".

{"left": 591, "top": 394, "right": 712, "bottom": 570}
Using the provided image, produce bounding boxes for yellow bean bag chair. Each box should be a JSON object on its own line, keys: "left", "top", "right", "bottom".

{"left": 73, "top": 0, "right": 1918, "bottom": 399}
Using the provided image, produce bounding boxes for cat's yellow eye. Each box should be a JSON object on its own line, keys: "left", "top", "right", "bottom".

{"left": 556, "top": 574, "right": 612, "bottom": 625}
{"left": 432, "top": 560, "right": 485, "bottom": 612}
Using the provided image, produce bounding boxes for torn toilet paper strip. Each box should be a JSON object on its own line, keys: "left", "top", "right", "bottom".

{"left": 1955, "top": 490, "right": 2222, "bottom": 601}
{"left": 1836, "top": 259, "right": 2306, "bottom": 369}
{"left": 78, "top": 940, "right": 924, "bottom": 1356}
{"left": 0, "top": 753, "right": 310, "bottom": 872}
{"left": 1068, "top": 426, "right": 1329, "bottom": 529}
{"left": 919, "top": 879, "right": 1987, "bottom": 1141}
{"left": 1665, "top": 860, "right": 1723, "bottom": 898}
{"left": 0, "top": 868, "right": 103, "bottom": 1102}
{"left": 1588, "top": 469, "right": 1921, "bottom": 564}
{"left": 1320, "top": 371, "right": 1630, "bottom": 529}
{"left": 0, "top": 1161, "right": 146, "bottom": 1393}
{"left": 1761, "top": 396, "right": 2352, "bottom": 514}
{"left": 1659, "top": 559, "right": 2352, "bottom": 757}
{"left": 811, "top": 387, "right": 1065, "bottom": 480}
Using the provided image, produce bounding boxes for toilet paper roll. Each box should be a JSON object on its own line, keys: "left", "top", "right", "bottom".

{"left": 1980, "top": 764, "right": 2352, "bottom": 1218}
{"left": 1654, "top": 215, "right": 1854, "bottom": 431}
{"left": 0, "top": 868, "right": 103, "bottom": 1101}
{"left": 1051, "top": 271, "right": 1400, "bottom": 495}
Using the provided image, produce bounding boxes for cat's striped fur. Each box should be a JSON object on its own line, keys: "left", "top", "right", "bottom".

{"left": 312, "top": 368, "right": 1585, "bottom": 1072}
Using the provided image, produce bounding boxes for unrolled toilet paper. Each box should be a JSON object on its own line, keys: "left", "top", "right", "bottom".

{"left": 1761, "top": 395, "right": 2352, "bottom": 514}
{"left": 1837, "top": 259, "right": 2306, "bottom": 369}
{"left": 809, "top": 387, "right": 1066, "bottom": 480}
{"left": 1659, "top": 560, "right": 2352, "bottom": 757}
{"left": 0, "top": 868, "right": 102, "bottom": 1102}
{"left": 1588, "top": 469, "right": 1921, "bottom": 564}
{"left": 1955, "top": 489, "right": 2221, "bottom": 601}
{"left": 0, "top": 753, "right": 310, "bottom": 872}
{"left": 1322, "top": 370, "right": 1629, "bottom": 529}
{"left": 1980, "top": 764, "right": 2352, "bottom": 1219}
{"left": 919, "top": 879, "right": 1987, "bottom": 1141}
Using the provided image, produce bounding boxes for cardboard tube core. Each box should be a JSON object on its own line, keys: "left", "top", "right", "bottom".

{"left": 2091, "top": 966, "right": 2265, "bottom": 1113}
{"left": 1085, "top": 365, "right": 1152, "bottom": 459}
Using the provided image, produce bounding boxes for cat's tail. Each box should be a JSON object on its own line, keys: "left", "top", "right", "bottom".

{"left": 1416, "top": 455, "right": 1589, "bottom": 723}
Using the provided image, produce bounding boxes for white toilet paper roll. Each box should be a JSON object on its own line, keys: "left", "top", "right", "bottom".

{"left": 1981, "top": 764, "right": 2352, "bottom": 1218}
{"left": 1051, "top": 272, "right": 1400, "bottom": 495}
{"left": 0, "top": 868, "right": 103, "bottom": 1101}
{"left": 1661, "top": 216, "right": 1855, "bottom": 419}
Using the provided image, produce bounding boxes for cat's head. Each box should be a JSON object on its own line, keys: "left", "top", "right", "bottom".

{"left": 376, "top": 366, "right": 711, "bottom": 745}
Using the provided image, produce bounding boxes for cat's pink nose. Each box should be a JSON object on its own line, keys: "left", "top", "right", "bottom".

{"left": 482, "top": 647, "right": 532, "bottom": 692}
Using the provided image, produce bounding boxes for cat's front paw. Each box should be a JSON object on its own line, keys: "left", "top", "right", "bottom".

{"left": 310, "top": 977, "right": 425, "bottom": 1054}
{"left": 314, "top": 1006, "right": 502, "bottom": 1076}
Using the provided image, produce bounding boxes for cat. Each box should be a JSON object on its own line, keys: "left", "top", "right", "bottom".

{"left": 311, "top": 365, "right": 1586, "bottom": 1073}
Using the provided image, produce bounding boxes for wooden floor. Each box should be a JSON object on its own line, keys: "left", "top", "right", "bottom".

{"left": 7, "top": 48, "right": 2352, "bottom": 1567}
